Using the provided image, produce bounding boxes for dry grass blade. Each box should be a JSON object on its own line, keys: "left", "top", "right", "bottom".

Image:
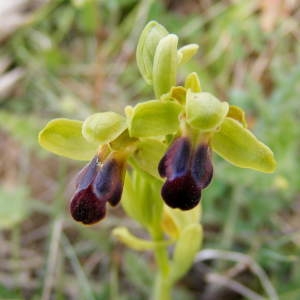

{"left": 0, "top": 68, "right": 24, "bottom": 99}
{"left": 206, "top": 273, "right": 265, "bottom": 300}
{"left": 195, "top": 249, "right": 279, "bottom": 300}
{"left": 41, "top": 218, "right": 63, "bottom": 300}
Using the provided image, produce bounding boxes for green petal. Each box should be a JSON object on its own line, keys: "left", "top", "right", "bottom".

{"left": 130, "top": 139, "right": 167, "bottom": 178}
{"left": 170, "top": 224, "right": 202, "bottom": 282}
{"left": 177, "top": 44, "right": 199, "bottom": 65}
{"left": 128, "top": 100, "right": 182, "bottom": 137}
{"left": 227, "top": 105, "right": 247, "bottom": 127}
{"left": 184, "top": 72, "right": 202, "bottom": 93}
{"left": 186, "top": 91, "right": 229, "bottom": 131}
{"left": 153, "top": 34, "right": 178, "bottom": 98}
{"left": 169, "top": 86, "right": 187, "bottom": 104}
{"left": 82, "top": 112, "right": 127, "bottom": 144}
{"left": 211, "top": 117, "right": 277, "bottom": 173}
{"left": 136, "top": 21, "right": 168, "bottom": 84}
{"left": 39, "top": 118, "right": 98, "bottom": 160}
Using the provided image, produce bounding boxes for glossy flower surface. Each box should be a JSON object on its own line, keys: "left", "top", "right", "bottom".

{"left": 158, "top": 137, "right": 213, "bottom": 210}
{"left": 70, "top": 154, "right": 125, "bottom": 225}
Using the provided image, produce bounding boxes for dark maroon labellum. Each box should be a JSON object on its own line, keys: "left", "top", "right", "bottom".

{"left": 70, "top": 154, "right": 125, "bottom": 225}
{"left": 161, "top": 173, "right": 202, "bottom": 210}
{"left": 158, "top": 137, "right": 213, "bottom": 210}
{"left": 70, "top": 185, "right": 106, "bottom": 224}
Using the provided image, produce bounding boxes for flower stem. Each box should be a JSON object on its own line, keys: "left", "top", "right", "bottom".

{"left": 153, "top": 274, "right": 171, "bottom": 300}
{"left": 150, "top": 228, "right": 172, "bottom": 300}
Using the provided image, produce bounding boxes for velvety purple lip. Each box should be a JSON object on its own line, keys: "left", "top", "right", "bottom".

{"left": 158, "top": 137, "right": 213, "bottom": 210}
{"left": 70, "top": 155, "right": 125, "bottom": 225}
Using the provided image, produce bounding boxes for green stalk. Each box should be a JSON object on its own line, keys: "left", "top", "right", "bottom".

{"left": 153, "top": 275, "right": 171, "bottom": 300}
{"left": 150, "top": 228, "right": 172, "bottom": 300}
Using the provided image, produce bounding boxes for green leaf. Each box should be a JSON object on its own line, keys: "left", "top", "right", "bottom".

{"left": 136, "top": 21, "right": 168, "bottom": 84}
{"left": 177, "top": 44, "right": 199, "bottom": 65}
{"left": 82, "top": 112, "right": 127, "bottom": 144}
{"left": 0, "top": 187, "right": 29, "bottom": 229}
{"left": 184, "top": 72, "right": 202, "bottom": 93}
{"left": 39, "top": 118, "right": 98, "bottom": 160}
{"left": 170, "top": 224, "right": 202, "bottom": 282}
{"left": 130, "top": 139, "right": 167, "bottom": 178}
{"left": 153, "top": 34, "right": 178, "bottom": 98}
{"left": 211, "top": 117, "right": 277, "bottom": 173}
{"left": 112, "top": 227, "right": 171, "bottom": 251}
{"left": 162, "top": 204, "right": 201, "bottom": 240}
{"left": 128, "top": 100, "right": 182, "bottom": 137}
{"left": 123, "top": 251, "right": 153, "bottom": 295}
{"left": 186, "top": 91, "right": 229, "bottom": 131}
{"left": 0, "top": 111, "right": 42, "bottom": 151}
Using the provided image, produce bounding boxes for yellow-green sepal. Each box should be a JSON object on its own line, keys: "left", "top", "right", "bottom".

{"left": 211, "top": 117, "right": 277, "bottom": 173}
{"left": 186, "top": 91, "right": 229, "bottom": 131}
{"left": 184, "top": 72, "right": 202, "bottom": 92}
{"left": 121, "top": 169, "right": 163, "bottom": 231}
{"left": 170, "top": 224, "right": 203, "bottom": 282}
{"left": 38, "top": 118, "right": 98, "bottom": 161}
{"left": 82, "top": 112, "right": 127, "bottom": 145}
{"left": 130, "top": 139, "right": 167, "bottom": 178}
{"left": 127, "top": 100, "right": 182, "bottom": 137}
{"left": 177, "top": 44, "right": 199, "bottom": 65}
{"left": 153, "top": 34, "right": 178, "bottom": 98}
{"left": 136, "top": 21, "right": 168, "bottom": 84}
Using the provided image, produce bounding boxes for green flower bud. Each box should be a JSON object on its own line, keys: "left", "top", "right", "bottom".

{"left": 136, "top": 21, "right": 168, "bottom": 84}
{"left": 177, "top": 44, "right": 199, "bottom": 65}
{"left": 153, "top": 34, "right": 178, "bottom": 98}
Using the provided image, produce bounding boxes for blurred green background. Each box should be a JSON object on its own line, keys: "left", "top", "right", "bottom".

{"left": 0, "top": 0, "right": 299, "bottom": 299}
